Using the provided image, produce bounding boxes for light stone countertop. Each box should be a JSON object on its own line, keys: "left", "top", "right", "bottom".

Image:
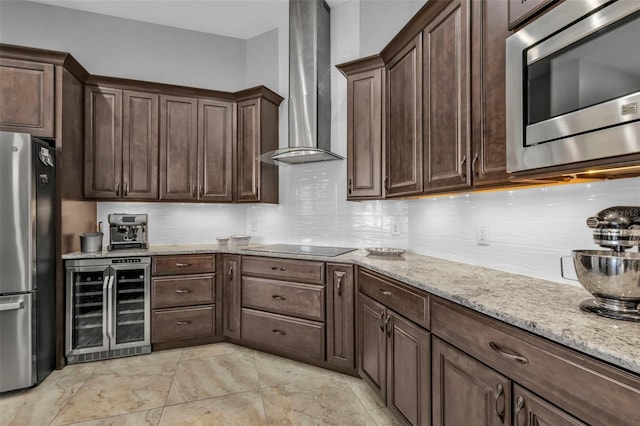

{"left": 62, "top": 244, "right": 640, "bottom": 375}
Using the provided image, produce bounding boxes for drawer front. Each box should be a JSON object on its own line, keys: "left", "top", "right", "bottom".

{"left": 152, "top": 274, "right": 215, "bottom": 309}
{"left": 152, "top": 305, "right": 215, "bottom": 343}
{"left": 242, "top": 256, "right": 324, "bottom": 284}
{"left": 153, "top": 254, "right": 215, "bottom": 275}
{"left": 431, "top": 298, "right": 640, "bottom": 426}
{"left": 242, "top": 277, "right": 325, "bottom": 321}
{"left": 241, "top": 308, "right": 325, "bottom": 361}
{"left": 357, "top": 268, "right": 429, "bottom": 328}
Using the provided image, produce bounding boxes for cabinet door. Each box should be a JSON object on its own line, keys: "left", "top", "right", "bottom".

{"left": 198, "top": 99, "right": 233, "bottom": 202}
{"left": 386, "top": 35, "right": 423, "bottom": 197}
{"left": 386, "top": 311, "right": 430, "bottom": 426}
{"left": 347, "top": 68, "right": 383, "bottom": 199}
{"left": 513, "top": 385, "right": 586, "bottom": 426}
{"left": 326, "top": 264, "right": 355, "bottom": 370}
{"left": 122, "top": 90, "right": 158, "bottom": 199}
{"left": 222, "top": 255, "right": 241, "bottom": 339}
{"left": 423, "top": 0, "right": 471, "bottom": 193}
{"left": 84, "top": 86, "right": 122, "bottom": 199}
{"left": 159, "top": 95, "right": 198, "bottom": 200}
{"left": 470, "top": 0, "right": 511, "bottom": 186}
{"left": 0, "top": 58, "right": 54, "bottom": 137}
{"left": 432, "top": 337, "right": 511, "bottom": 426}
{"left": 236, "top": 99, "right": 260, "bottom": 202}
{"left": 358, "top": 293, "right": 387, "bottom": 402}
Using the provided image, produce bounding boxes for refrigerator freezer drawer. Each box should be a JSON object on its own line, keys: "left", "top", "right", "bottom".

{"left": 0, "top": 294, "right": 34, "bottom": 392}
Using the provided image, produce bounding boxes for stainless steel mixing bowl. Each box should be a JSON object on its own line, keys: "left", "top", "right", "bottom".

{"left": 571, "top": 250, "right": 640, "bottom": 312}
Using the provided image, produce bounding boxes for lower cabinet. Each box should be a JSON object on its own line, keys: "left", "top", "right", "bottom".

{"left": 222, "top": 254, "right": 241, "bottom": 339}
{"left": 150, "top": 254, "right": 217, "bottom": 348}
{"left": 326, "top": 263, "right": 355, "bottom": 370}
{"left": 358, "top": 292, "right": 431, "bottom": 426}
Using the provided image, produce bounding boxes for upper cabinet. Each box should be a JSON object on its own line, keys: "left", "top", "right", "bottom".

{"left": 0, "top": 58, "right": 54, "bottom": 138}
{"left": 85, "top": 86, "right": 158, "bottom": 200}
{"left": 82, "top": 77, "right": 282, "bottom": 203}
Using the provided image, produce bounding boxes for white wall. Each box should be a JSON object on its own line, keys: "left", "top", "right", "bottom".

{"left": 359, "top": 0, "right": 426, "bottom": 56}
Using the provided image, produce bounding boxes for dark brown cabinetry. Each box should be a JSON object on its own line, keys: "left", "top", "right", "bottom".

{"left": 513, "top": 385, "right": 586, "bottom": 426}
{"left": 236, "top": 95, "right": 279, "bottom": 203}
{"left": 423, "top": 0, "right": 471, "bottom": 192}
{"left": 432, "top": 337, "right": 511, "bottom": 426}
{"left": 508, "top": 0, "right": 557, "bottom": 30}
{"left": 222, "top": 254, "right": 241, "bottom": 339}
{"left": 151, "top": 254, "right": 217, "bottom": 349}
{"left": 84, "top": 86, "right": 158, "bottom": 199}
{"left": 357, "top": 268, "right": 431, "bottom": 426}
{"left": 326, "top": 263, "right": 355, "bottom": 370}
{"left": 0, "top": 58, "right": 54, "bottom": 137}
{"left": 339, "top": 57, "right": 385, "bottom": 200}
{"left": 385, "top": 35, "right": 423, "bottom": 197}
{"left": 198, "top": 99, "right": 234, "bottom": 202}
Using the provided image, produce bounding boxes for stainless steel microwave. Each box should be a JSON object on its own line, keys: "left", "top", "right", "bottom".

{"left": 506, "top": 0, "right": 640, "bottom": 173}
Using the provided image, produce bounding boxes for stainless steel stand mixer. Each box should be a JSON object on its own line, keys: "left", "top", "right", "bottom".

{"left": 563, "top": 206, "right": 640, "bottom": 322}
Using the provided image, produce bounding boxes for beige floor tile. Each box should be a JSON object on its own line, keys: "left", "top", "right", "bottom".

{"left": 0, "top": 371, "right": 92, "bottom": 426}
{"left": 261, "top": 376, "right": 376, "bottom": 426}
{"left": 159, "top": 390, "right": 267, "bottom": 426}
{"left": 342, "top": 376, "right": 401, "bottom": 426}
{"left": 179, "top": 342, "right": 251, "bottom": 361}
{"left": 66, "top": 408, "right": 163, "bottom": 426}
{"left": 165, "top": 351, "right": 260, "bottom": 405}
{"left": 253, "top": 351, "right": 342, "bottom": 388}
{"left": 50, "top": 361, "right": 177, "bottom": 425}
{"left": 92, "top": 350, "right": 183, "bottom": 374}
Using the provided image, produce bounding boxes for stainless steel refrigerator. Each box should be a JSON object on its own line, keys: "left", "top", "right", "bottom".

{"left": 0, "top": 131, "right": 56, "bottom": 393}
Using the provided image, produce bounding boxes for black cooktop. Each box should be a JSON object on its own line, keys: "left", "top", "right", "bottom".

{"left": 242, "top": 244, "right": 356, "bottom": 257}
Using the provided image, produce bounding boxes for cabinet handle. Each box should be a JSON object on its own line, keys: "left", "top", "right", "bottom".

{"left": 115, "top": 181, "right": 120, "bottom": 197}
{"left": 514, "top": 396, "right": 525, "bottom": 426}
{"left": 384, "top": 176, "right": 389, "bottom": 191}
{"left": 271, "top": 267, "right": 286, "bottom": 271}
{"left": 472, "top": 152, "right": 479, "bottom": 179}
{"left": 199, "top": 184, "right": 203, "bottom": 198}
{"left": 229, "top": 266, "right": 234, "bottom": 281}
{"left": 176, "top": 320, "right": 192, "bottom": 326}
{"left": 272, "top": 295, "right": 286, "bottom": 301}
{"left": 336, "top": 275, "right": 343, "bottom": 296}
{"left": 175, "top": 289, "right": 192, "bottom": 294}
{"left": 384, "top": 314, "right": 392, "bottom": 337}
{"left": 378, "top": 310, "right": 385, "bottom": 330}
{"left": 379, "top": 289, "right": 392, "bottom": 296}
{"left": 272, "top": 329, "right": 286, "bottom": 336}
{"left": 175, "top": 263, "right": 192, "bottom": 267}
{"left": 460, "top": 155, "right": 467, "bottom": 182}
{"left": 494, "top": 383, "right": 505, "bottom": 424}
{"left": 123, "top": 182, "right": 129, "bottom": 197}
{"left": 192, "top": 185, "right": 196, "bottom": 197}
{"left": 348, "top": 178, "right": 352, "bottom": 195}
{"left": 489, "top": 341, "right": 529, "bottom": 365}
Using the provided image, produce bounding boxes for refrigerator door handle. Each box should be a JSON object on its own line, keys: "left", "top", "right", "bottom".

{"left": 0, "top": 300, "right": 25, "bottom": 311}
{"left": 107, "top": 274, "right": 115, "bottom": 343}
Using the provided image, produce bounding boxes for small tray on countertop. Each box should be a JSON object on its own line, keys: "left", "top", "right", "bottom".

{"left": 365, "top": 247, "right": 405, "bottom": 257}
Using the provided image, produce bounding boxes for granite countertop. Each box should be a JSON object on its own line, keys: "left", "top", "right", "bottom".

{"left": 62, "top": 244, "right": 640, "bottom": 375}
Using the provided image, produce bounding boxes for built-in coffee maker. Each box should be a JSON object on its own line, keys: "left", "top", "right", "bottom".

{"left": 108, "top": 214, "right": 148, "bottom": 250}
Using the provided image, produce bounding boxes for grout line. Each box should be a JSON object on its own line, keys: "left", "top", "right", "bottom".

{"left": 46, "top": 367, "right": 97, "bottom": 426}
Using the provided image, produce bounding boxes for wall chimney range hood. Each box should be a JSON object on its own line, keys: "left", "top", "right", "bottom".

{"left": 266, "top": 0, "right": 343, "bottom": 165}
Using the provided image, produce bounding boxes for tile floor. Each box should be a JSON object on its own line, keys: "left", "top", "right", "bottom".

{"left": 0, "top": 343, "right": 400, "bottom": 425}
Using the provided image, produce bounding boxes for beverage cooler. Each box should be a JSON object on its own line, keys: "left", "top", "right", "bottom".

{"left": 65, "top": 257, "right": 151, "bottom": 363}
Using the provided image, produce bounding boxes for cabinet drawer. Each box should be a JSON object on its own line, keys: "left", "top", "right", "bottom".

{"left": 431, "top": 298, "right": 640, "bottom": 426}
{"left": 153, "top": 254, "right": 215, "bottom": 275}
{"left": 152, "top": 305, "right": 215, "bottom": 343}
{"left": 152, "top": 274, "right": 215, "bottom": 309}
{"left": 242, "top": 256, "right": 324, "bottom": 284}
{"left": 241, "top": 308, "right": 325, "bottom": 361}
{"left": 357, "top": 268, "right": 429, "bottom": 328}
{"left": 242, "top": 277, "right": 325, "bottom": 321}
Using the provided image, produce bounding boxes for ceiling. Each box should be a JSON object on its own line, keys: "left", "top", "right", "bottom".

{"left": 21, "top": 0, "right": 349, "bottom": 40}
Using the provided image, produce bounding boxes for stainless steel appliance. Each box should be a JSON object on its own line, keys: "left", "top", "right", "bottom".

{"left": 562, "top": 206, "right": 640, "bottom": 322}
{"left": 506, "top": 0, "right": 640, "bottom": 172}
{"left": 242, "top": 244, "right": 356, "bottom": 257}
{"left": 108, "top": 213, "right": 148, "bottom": 251}
{"left": 0, "top": 132, "right": 56, "bottom": 392}
{"left": 65, "top": 257, "right": 151, "bottom": 363}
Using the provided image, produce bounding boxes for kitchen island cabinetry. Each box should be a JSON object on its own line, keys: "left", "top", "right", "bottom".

{"left": 357, "top": 269, "right": 431, "bottom": 426}
{"left": 0, "top": 58, "right": 54, "bottom": 137}
{"left": 150, "top": 254, "right": 219, "bottom": 350}
{"left": 84, "top": 86, "right": 159, "bottom": 200}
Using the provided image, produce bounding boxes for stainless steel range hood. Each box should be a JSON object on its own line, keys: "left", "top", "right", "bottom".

{"left": 267, "top": 0, "right": 343, "bottom": 165}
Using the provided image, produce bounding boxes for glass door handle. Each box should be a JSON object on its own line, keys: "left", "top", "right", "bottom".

{"left": 107, "top": 275, "right": 115, "bottom": 343}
